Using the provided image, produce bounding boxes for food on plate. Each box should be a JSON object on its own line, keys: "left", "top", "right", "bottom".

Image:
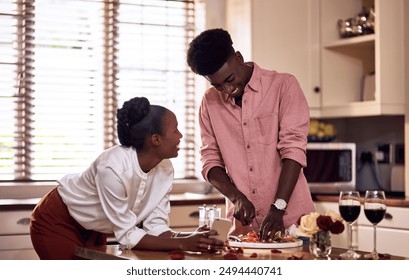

{"left": 274, "top": 235, "right": 299, "bottom": 243}
{"left": 239, "top": 231, "right": 260, "bottom": 242}
{"left": 238, "top": 231, "right": 298, "bottom": 243}
{"left": 227, "top": 229, "right": 303, "bottom": 249}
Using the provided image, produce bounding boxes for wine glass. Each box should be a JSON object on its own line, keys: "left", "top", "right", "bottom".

{"left": 338, "top": 190, "right": 361, "bottom": 260}
{"left": 364, "top": 190, "right": 386, "bottom": 260}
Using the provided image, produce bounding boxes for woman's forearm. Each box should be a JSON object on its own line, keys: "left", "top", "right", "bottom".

{"left": 132, "top": 233, "right": 183, "bottom": 251}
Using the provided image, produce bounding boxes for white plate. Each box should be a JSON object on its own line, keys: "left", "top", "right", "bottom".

{"left": 228, "top": 239, "right": 303, "bottom": 249}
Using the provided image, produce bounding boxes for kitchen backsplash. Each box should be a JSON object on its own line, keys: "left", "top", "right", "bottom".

{"left": 318, "top": 116, "right": 404, "bottom": 193}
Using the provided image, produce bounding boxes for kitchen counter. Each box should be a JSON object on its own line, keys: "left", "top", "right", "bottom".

{"left": 170, "top": 192, "right": 409, "bottom": 208}
{"left": 2, "top": 192, "right": 408, "bottom": 210}
{"left": 3, "top": 192, "right": 409, "bottom": 210}
{"left": 170, "top": 192, "right": 225, "bottom": 206}
{"left": 75, "top": 243, "right": 407, "bottom": 260}
{"left": 312, "top": 194, "right": 409, "bottom": 208}
{"left": 0, "top": 193, "right": 225, "bottom": 211}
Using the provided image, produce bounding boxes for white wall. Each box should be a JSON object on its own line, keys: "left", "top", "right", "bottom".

{"left": 204, "top": 0, "right": 227, "bottom": 29}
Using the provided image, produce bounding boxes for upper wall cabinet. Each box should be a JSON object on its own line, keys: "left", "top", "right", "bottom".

{"left": 226, "top": 0, "right": 321, "bottom": 117}
{"left": 320, "top": 0, "right": 405, "bottom": 117}
{"left": 225, "top": 0, "right": 405, "bottom": 118}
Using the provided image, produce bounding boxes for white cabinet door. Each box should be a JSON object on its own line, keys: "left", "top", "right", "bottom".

{"left": 0, "top": 210, "right": 39, "bottom": 260}
{"left": 0, "top": 249, "right": 39, "bottom": 260}
{"left": 357, "top": 206, "right": 409, "bottom": 258}
{"left": 251, "top": 0, "right": 321, "bottom": 112}
{"left": 357, "top": 226, "right": 409, "bottom": 258}
{"left": 0, "top": 210, "right": 32, "bottom": 235}
{"left": 226, "top": 0, "right": 321, "bottom": 114}
{"left": 0, "top": 236, "right": 39, "bottom": 260}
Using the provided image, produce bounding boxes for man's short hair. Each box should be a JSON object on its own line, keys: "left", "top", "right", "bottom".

{"left": 187, "top": 28, "right": 235, "bottom": 76}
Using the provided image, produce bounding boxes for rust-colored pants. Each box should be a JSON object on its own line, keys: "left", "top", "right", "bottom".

{"left": 30, "top": 187, "right": 107, "bottom": 260}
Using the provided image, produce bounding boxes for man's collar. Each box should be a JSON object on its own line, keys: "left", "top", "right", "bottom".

{"left": 246, "top": 62, "right": 260, "bottom": 93}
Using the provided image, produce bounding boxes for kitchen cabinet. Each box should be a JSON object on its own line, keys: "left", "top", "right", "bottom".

{"left": 320, "top": 0, "right": 405, "bottom": 118}
{"left": 226, "top": 0, "right": 321, "bottom": 116}
{"left": 0, "top": 210, "right": 39, "bottom": 260}
{"left": 314, "top": 201, "right": 409, "bottom": 258}
{"left": 226, "top": 0, "right": 405, "bottom": 118}
{"left": 357, "top": 206, "right": 409, "bottom": 258}
{"left": 250, "top": 0, "right": 321, "bottom": 114}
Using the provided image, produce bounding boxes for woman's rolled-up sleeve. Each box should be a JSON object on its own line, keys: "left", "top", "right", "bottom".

{"left": 142, "top": 193, "right": 171, "bottom": 236}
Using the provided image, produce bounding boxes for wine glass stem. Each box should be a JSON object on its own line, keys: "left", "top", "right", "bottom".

{"left": 373, "top": 224, "right": 377, "bottom": 254}
{"left": 348, "top": 223, "right": 353, "bottom": 251}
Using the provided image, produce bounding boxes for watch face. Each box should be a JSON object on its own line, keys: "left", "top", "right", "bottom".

{"left": 275, "top": 199, "right": 287, "bottom": 210}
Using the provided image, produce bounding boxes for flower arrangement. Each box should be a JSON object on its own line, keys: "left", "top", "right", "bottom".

{"left": 299, "top": 210, "right": 345, "bottom": 237}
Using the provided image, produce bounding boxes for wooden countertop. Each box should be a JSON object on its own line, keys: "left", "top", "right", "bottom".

{"left": 0, "top": 193, "right": 225, "bottom": 211}
{"left": 312, "top": 194, "right": 409, "bottom": 208}
{"left": 170, "top": 192, "right": 225, "bottom": 206}
{"left": 75, "top": 243, "right": 406, "bottom": 260}
{"left": 1, "top": 192, "right": 408, "bottom": 210}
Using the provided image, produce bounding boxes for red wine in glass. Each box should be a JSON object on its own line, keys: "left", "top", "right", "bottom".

{"left": 364, "top": 208, "right": 386, "bottom": 224}
{"left": 338, "top": 190, "right": 361, "bottom": 260}
{"left": 364, "top": 190, "right": 386, "bottom": 260}
{"left": 339, "top": 205, "right": 361, "bottom": 223}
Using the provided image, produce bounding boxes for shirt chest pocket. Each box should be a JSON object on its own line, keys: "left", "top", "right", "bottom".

{"left": 255, "top": 113, "right": 278, "bottom": 145}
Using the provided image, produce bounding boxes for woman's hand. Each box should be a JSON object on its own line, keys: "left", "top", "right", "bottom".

{"left": 179, "top": 230, "right": 224, "bottom": 252}
{"left": 195, "top": 225, "right": 210, "bottom": 232}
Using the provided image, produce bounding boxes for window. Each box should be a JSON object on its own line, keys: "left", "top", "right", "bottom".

{"left": 0, "top": 0, "right": 201, "bottom": 182}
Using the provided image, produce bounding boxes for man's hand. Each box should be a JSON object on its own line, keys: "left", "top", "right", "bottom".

{"left": 259, "top": 207, "right": 285, "bottom": 242}
{"left": 233, "top": 195, "right": 255, "bottom": 226}
{"left": 207, "top": 167, "right": 256, "bottom": 226}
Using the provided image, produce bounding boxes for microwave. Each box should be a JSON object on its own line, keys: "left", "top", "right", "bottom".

{"left": 304, "top": 143, "right": 356, "bottom": 194}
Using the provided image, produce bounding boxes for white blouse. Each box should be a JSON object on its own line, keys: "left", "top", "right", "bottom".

{"left": 57, "top": 145, "right": 174, "bottom": 249}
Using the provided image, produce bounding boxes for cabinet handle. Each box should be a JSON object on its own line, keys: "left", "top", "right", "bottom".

{"left": 384, "top": 212, "right": 393, "bottom": 220}
{"left": 313, "top": 86, "right": 321, "bottom": 93}
{"left": 189, "top": 211, "right": 199, "bottom": 218}
{"left": 17, "top": 217, "right": 31, "bottom": 225}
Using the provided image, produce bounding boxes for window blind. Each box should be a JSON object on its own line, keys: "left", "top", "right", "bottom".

{"left": 0, "top": 0, "right": 199, "bottom": 182}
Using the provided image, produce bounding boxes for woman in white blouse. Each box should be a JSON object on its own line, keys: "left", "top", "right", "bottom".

{"left": 30, "top": 96, "right": 223, "bottom": 259}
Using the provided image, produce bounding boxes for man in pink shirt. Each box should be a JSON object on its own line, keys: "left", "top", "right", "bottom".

{"left": 187, "top": 28, "right": 315, "bottom": 241}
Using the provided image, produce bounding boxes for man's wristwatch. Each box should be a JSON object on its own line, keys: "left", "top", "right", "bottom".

{"left": 272, "top": 198, "right": 287, "bottom": 213}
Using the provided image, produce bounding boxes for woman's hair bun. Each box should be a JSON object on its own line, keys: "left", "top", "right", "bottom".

{"left": 117, "top": 97, "right": 150, "bottom": 127}
{"left": 117, "top": 97, "right": 151, "bottom": 147}
{"left": 117, "top": 96, "right": 168, "bottom": 149}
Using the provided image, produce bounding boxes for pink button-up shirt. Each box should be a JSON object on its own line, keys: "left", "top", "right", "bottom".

{"left": 199, "top": 63, "right": 314, "bottom": 235}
